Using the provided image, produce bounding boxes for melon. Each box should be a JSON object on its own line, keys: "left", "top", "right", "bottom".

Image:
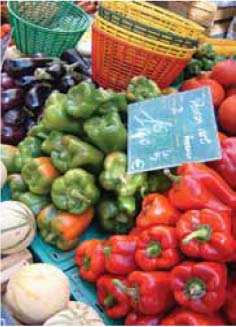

{"left": 0, "top": 201, "right": 36, "bottom": 255}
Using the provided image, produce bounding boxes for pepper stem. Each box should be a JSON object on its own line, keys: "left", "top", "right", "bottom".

{"left": 103, "top": 246, "right": 112, "bottom": 258}
{"left": 112, "top": 279, "right": 139, "bottom": 300}
{"left": 82, "top": 255, "right": 90, "bottom": 270}
{"left": 70, "top": 189, "right": 91, "bottom": 204}
{"left": 164, "top": 169, "right": 182, "bottom": 183}
{"left": 104, "top": 294, "right": 115, "bottom": 307}
{"left": 183, "top": 224, "right": 212, "bottom": 244}
{"left": 146, "top": 241, "right": 161, "bottom": 258}
{"left": 184, "top": 278, "right": 206, "bottom": 300}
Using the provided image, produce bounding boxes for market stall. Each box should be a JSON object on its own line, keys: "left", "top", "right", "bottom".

{"left": 1, "top": 0, "right": 236, "bottom": 326}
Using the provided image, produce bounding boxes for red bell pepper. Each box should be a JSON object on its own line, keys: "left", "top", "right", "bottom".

{"left": 104, "top": 235, "right": 137, "bottom": 275}
{"left": 75, "top": 239, "right": 105, "bottom": 282}
{"left": 176, "top": 209, "right": 234, "bottom": 262}
{"left": 114, "top": 271, "right": 175, "bottom": 315}
{"left": 129, "top": 226, "right": 143, "bottom": 236}
{"left": 208, "top": 137, "right": 236, "bottom": 190}
{"left": 170, "top": 261, "right": 227, "bottom": 314}
{"left": 96, "top": 275, "right": 130, "bottom": 318}
{"left": 125, "top": 311, "right": 163, "bottom": 326}
{"left": 166, "top": 163, "right": 236, "bottom": 212}
{"left": 136, "top": 194, "right": 179, "bottom": 229}
{"left": 160, "top": 308, "right": 226, "bottom": 325}
{"left": 135, "top": 225, "right": 181, "bottom": 270}
{"left": 223, "top": 273, "right": 236, "bottom": 324}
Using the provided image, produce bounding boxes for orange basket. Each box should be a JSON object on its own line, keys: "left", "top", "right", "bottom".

{"left": 92, "top": 24, "right": 191, "bottom": 91}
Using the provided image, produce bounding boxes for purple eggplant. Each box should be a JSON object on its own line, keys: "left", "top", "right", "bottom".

{"left": 15, "top": 75, "right": 37, "bottom": 90}
{"left": 25, "top": 84, "right": 52, "bottom": 114}
{"left": 2, "top": 109, "right": 26, "bottom": 126}
{"left": 58, "top": 75, "right": 76, "bottom": 93}
{"left": 1, "top": 123, "right": 26, "bottom": 145}
{"left": 4, "top": 58, "right": 54, "bottom": 77}
{"left": 46, "top": 62, "right": 66, "bottom": 80}
{"left": 25, "top": 117, "right": 37, "bottom": 132}
{"left": 61, "top": 49, "right": 90, "bottom": 76}
{"left": 1, "top": 73, "right": 16, "bottom": 90}
{"left": 1, "top": 89, "right": 24, "bottom": 114}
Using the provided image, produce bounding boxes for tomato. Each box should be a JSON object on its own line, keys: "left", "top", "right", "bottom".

{"left": 226, "top": 85, "right": 236, "bottom": 98}
{"left": 1, "top": 24, "right": 11, "bottom": 34}
{"left": 218, "top": 95, "right": 236, "bottom": 135}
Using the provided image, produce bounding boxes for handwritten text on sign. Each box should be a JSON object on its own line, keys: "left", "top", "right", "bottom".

{"left": 128, "top": 87, "right": 221, "bottom": 173}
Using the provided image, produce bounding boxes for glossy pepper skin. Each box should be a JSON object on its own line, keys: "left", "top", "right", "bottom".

{"left": 124, "top": 271, "right": 175, "bottom": 315}
{"left": 75, "top": 239, "right": 105, "bottom": 282}
{"left": 208, "top": 137, "right": 236, "bottom": 189}
{"left": 104, "top": 235, "right": 137, "bottom": 275}
{"left": 223, "top": 273, "right": 236, "bottom": 325}
{"left": 100, "top": 152, "right": 147, "bottom": 196}
{"left": 166, "top": 163, "right": 236, "bottom": 212}
{"left": 19, "top": 192, "right": 50, "bottom": 215}
{"left": 145, "top": 170, "right": 173, "bottom": 194}
{"left": 176, "top": 209, "right": 234, "bottom": 262}
{"left": 170, "top": 261, "right": 227, "bottom": 314}
{"left": 97, "top": 196, "right": 136, "bottom": 234}
{"left": 125, "top": 311, "right": 163, "bottom": 326}
{"left": 51, "top": 168, "right": 100, "bottom": 214}
{"left": 8, "top": 174, "right": 28, "bottom": 200}
{"left": 126, "top": 76, "right": 161, "bottom": 102}
{"left": 51, "top": 135, "right": 104, "bottom": 173}
{"left": 37, "top": 205, "right": 94, "bottom": 251}
{"left": 42, "top": 92, "right": 82, "bottom": 134}
{"left": 14, "top": 136, "right": 43, "bottom": 171}
{"left": 22, "top": 157, "right": 60, "bottom": 195}
{"left": 97, "top": 275, "right": 130, "bottom": 318}
{"left": 41, "top": 131, "right": 64, "bottom": 154}
{"left": 84, "top": 112, "right": 127, "bottom": 154}
{"left": 136, "top": 194, "right": 179, "bottom": 229}
{"left": 0, "top": 144, "right": 18, "bottom": 173}
{"left": 135, "top": 225, "right": 181, "bottom": 270}
{"left": 160, "top": 308, "right": 226, "bottom": 326}
{"left": 28, "top": 122, "right": 50, "bottom": 140}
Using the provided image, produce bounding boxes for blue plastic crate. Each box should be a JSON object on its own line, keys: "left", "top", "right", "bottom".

{"left": 67, "top": 266, "right": 123, "bottom": 326}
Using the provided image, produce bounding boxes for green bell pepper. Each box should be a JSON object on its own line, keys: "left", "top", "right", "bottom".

{"left": 97, "top": 195, "right": 136, "bottom": 234}
{"left": 99, "top": 152, "right": 147, "bottom": 196}
{"left": 145, "top": 170, "right": 173, "bottom": 194}
{"left": 84, "top": 111, "right": 127, "bottom": 153}
{"left": 95, "top": 89, "right": 127, "bottom": 115}
{"left": 19, "top": 192, "right": 50, "bottom": 215}
{"left": 51, "top": 168, "right": 100, "bottom": 214}
{"left": 8, "top": 174, "right": 28, "bottom": 200}
{"left": 22, "top": 157, "right": 60, "bottom": 195}
{"left": 41, "top": 131, "right": 65, "bottom": 155}
{"left": 51, "top": 135, "right": 104, "bottom": 173}
{"left": 14, "top": 136, "right": 43, "bottom": 171}
{"left": 0, "top": 144, "right": 18, "bottom": 173}
{"left": 126, "top": 76, "right": 161, "bottom": 102}
{"left": 28, "top": 123, "right": 50, "bottom": 140}
{"left": 42, "top": 92, "right": 82, "bottom": 134}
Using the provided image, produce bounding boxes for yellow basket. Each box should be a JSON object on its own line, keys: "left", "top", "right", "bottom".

{"left": 95, "top": 16, "right": 194, "bottom": 58}
{"left": 102, "top": 1, "right": 204, "bottom": 40}
{"left": 200, "top": 36, "right": 236, "bottom": 56}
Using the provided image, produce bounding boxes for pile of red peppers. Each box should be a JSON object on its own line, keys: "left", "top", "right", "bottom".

{"left": 75, "top": 135, "right": 236, "bottom": 326}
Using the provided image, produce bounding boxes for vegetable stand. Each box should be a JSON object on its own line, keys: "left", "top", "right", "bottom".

{"left": 1, "top": 1, "right": 236, "bottom": 326}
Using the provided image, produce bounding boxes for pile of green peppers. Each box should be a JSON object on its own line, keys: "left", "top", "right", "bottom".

{"left": 2, "top": 76, "right": 173, "bottom": 234}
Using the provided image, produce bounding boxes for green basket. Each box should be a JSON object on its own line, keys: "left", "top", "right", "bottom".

{"left": 7, "top": 1, "right": 89, "bottom": 56}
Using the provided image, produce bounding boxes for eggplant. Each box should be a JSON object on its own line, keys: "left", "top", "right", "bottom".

{"left": 46, "top": 62, "right": 66, "bottom": 80}
{"left": 4, "top": 58, "right": 54, "bottom": 77}
{"left": 1, "top": 122, "right": 26, "bottom": 145}
{"left": 58, "top": 75, "right": 76, "bottom": 93}
{"left": 15, "top": 75, "right": 37, "bottom": 90}
{"left": 25, "top": 117, "right": 37, "bottom": 132}
{"left": 25, "top": 84, "right": 52, "bottom": 114}
{"left": 1, "top": 89, "right": 24, "bottom": 114}
{"left": 1, "top": 73, "right": 16, "bottom": 89}
{"left": 61, "top": 49, "right": 90, "bottom": 76}
{"left": 3, "top": 109, "right": 26, "bottom": 126}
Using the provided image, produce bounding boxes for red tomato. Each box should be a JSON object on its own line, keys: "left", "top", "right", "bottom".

{"left": 218, "top": 95, "right": 236, "bottom": 135}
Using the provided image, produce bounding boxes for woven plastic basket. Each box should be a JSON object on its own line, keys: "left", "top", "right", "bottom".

{"left": 92, "top": 24, "right": 191, "bottom": 91}
{"left": 95, "top": 16, "right": 194, "bottom": 59}
{"left": 102, "top": 1, "right": 204, "bottom": 40}
{"left": 99, "top": 5, "right": 197, "bottom": 49}
{"left": 7, "top": 1, "right": 89, "bottom": 56}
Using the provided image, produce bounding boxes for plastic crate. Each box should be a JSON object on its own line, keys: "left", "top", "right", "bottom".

{"left": 99, "top": 5, "right": 197, "bottom": 49}
{"left": 95, "top": 16, "right": 194, "bottom": 59}
{"left": 7, "top": 1, "right": 89, "bottom": 56}
{"left": 92, "top": 25, "right": 191, "bottom": 91}
{"left": 102, "top": 0, "right": 204, "bottom": 39}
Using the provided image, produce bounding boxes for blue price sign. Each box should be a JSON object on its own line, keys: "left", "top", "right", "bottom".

{"left": 128, "top": 87, "right": 221, "bottom": 174}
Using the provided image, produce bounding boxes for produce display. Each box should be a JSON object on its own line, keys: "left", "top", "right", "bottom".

{"left": 1, "top": 1, "right": 236, "bottom": 326}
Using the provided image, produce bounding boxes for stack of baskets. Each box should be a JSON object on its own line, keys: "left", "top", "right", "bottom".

{"left": 92, "top": 1, "right": 205, "bottom": 91}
